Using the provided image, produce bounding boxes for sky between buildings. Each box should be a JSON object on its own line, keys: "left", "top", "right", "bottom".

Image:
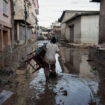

{"left": 38, "top": 0, "right": 100, "bottom": 27}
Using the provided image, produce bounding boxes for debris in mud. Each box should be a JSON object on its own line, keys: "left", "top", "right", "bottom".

{"left": 87, "top": 59, "right": 94, "bottom": 62}
{"left": 53, "top": 92, "right": 57, "bottom": 96}
{"left": 0, "top": 69, "right": 13, "bottom": 76}
{"left": 89, "top": 101, "right": 96, "bottom": 105}
{"left": 62, "top": 90, "right": 67, "bottom": 96}
{"left": 92, "top": 66, "right": 97, "bottom": 71}
{"left": 60, "top": 87, "right": 64, "bottom": 90}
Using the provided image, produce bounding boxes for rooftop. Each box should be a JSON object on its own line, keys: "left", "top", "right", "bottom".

{"left": 59, "top": 10, "right": 99, "bottom": 22}
{"left": 65, "top": 12, "right": 99, "bottom": 23}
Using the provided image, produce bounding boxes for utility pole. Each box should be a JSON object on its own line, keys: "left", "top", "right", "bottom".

{"left": 11, "top": 0, "right": 15, "bottom": 53}
{"left": 24, "top": 0, "right": 28, "bottom": 74}
{"left": 24, "top": 0, "right": 28, "bottom": 54}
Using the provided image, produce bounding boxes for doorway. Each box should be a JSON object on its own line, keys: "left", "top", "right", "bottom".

{"left": 70, "top": 25, "right": 74, "bottom": 43}
{"left": 3, "top": 30, "right": 8, "bottom": 50}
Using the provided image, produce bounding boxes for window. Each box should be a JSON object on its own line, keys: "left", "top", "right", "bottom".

{"left": 3, "top": 0, "right": 8, "bottom": 16}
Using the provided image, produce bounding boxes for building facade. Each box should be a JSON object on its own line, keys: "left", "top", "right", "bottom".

{"left": 0, "top": 0, "right": 12, "bottom": 51}
{"left": 65, "top": 12, "right": 99, "bottom": 44}
{"left": 59, "top": 10, "right": 99, "bottom": 40}
{"left": 92, "top": 0, "right": 105, "bottom": 44}
{"left": 13, "top": 0, "right": 39, "bottom": 45}
{"left": 51, "top": 21, "right": 61, "bottom": 41}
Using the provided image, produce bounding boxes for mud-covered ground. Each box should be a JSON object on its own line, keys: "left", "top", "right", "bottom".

{"left": 0, "top": 41, "right": 105, "bottom": 105}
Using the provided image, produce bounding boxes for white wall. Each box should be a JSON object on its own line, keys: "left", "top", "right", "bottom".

{"left": 61, "top": 11, "right": 83, "bottom": 40}
{"left": 81, "top": 15, "right": 99, "bottom": 44}
{"left": 61, "top": 23, "right": 66, "bottom": 39}
{"left": 65, "top": 25, "right": 70, "bottom": 41}
{"left": 67, "top": 17, "right": 81, "bottom": 43}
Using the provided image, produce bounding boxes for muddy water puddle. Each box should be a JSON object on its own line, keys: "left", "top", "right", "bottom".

{"left": 29, "top": 72, "right": 100, "bottom": 105}
{"left": 27, "top": 49, "right": 101, "bottom": 105}
{"left": 60, "top": 47, "right": 99, "bottom": 81}
{"left": 1, "top": 42, "right": 105, "bottom": 105}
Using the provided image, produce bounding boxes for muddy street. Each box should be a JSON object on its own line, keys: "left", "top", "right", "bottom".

{"left": 0, "top": 41, "right": 105, "bottom": 105}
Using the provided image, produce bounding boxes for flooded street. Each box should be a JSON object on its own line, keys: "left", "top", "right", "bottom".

{"left": 0, "top": 41, "right": 105, "bottom": 105}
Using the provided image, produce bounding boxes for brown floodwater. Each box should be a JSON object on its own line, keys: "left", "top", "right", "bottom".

{"left": 0, "top": 41, "right": 105, "bottom": 105}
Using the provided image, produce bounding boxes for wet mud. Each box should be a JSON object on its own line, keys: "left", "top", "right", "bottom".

{"left": 0, "top": 41, "right": 105, "bottom": 105}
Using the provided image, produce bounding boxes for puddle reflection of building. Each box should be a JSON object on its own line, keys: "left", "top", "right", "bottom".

{"left": 60, "top": 48, "right": 80, "bottom": 74}
{"left": 60, "top": 47, "right": 95, "bottom": 79}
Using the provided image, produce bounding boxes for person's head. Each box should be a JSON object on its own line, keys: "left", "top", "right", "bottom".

{"left": 50, "top": 37, "right": 56, "bottom": 44}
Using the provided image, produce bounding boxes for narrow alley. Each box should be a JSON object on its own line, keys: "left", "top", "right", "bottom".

{"left": 0, "top": 0, "right": 105, "bottom": 105}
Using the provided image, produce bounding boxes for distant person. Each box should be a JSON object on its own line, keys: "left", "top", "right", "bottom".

{"left": 44, "top": 37, "right": 62, "bottom": 82}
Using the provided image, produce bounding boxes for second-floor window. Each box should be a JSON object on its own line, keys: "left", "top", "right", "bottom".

{"left": 3, "top": 0, "right": 8, "bottom": 16}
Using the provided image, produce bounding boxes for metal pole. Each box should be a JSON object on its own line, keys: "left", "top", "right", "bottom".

{"left": 11, "top": 0, "right": 15, "bottom": 53}
{"left": 24, "top": 0, "right": 28, "bottom": 73}
{"left": 24, "top": 0, "right": 27, "bottom": 55}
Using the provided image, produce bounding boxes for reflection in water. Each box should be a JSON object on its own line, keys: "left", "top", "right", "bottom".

{"left": 0, "top": 43, "right": 34, "bottom": 70}
{"left": 60, "top": 48, "right": 98, "bottom": 80}
{"left": 1, "top": 41, "right": 105, "bottom": 105}
{"left": 29, "top": 46, "right": 105, "bottom": 105}
{"left": 30, "top": 70, "right": 101, "bottom": 105}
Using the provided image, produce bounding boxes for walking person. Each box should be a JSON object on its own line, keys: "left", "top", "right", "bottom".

{"left": 44, "top": 37, "right": 62, "bottom": 82}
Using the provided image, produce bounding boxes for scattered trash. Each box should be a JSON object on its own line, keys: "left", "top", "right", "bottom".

{"left": 87, "top": 59, "right": 94, "bottom": 62}
{"left": 62, "top": 90, "right": 67, "bottom": 96}
{"left": 60, "top": 87, "right": 64, "bottom": 90}
{"left": 53, "top": 92, "right": 57, "bottom": 96}
{"left": 0, "top": 90, "right": 13, "bottom": 105}
{"left": 92, "top": 66, "right": 97, "bottom": 71}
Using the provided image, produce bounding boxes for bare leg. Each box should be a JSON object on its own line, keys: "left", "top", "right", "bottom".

{"left": 44, "top": 64, "right": 49, "bottom": 82}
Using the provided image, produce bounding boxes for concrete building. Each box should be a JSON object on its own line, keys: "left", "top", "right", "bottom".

{"left": 51, "top": 21, "right": 61, "bottom": 41}
{"left": 65, "top": 12, "right": 99, "bottom": 44}
{"left": 59, "top": 10, "right": 99, "bottom": 41}
{"left": 13, "top": 0, "right": 39, "bottom": 45}
{"left": 0, "top": 0, "right": 12, "bottom": 51}
{"left": 92, "top": 0, "right": 105, "bottom": 44}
